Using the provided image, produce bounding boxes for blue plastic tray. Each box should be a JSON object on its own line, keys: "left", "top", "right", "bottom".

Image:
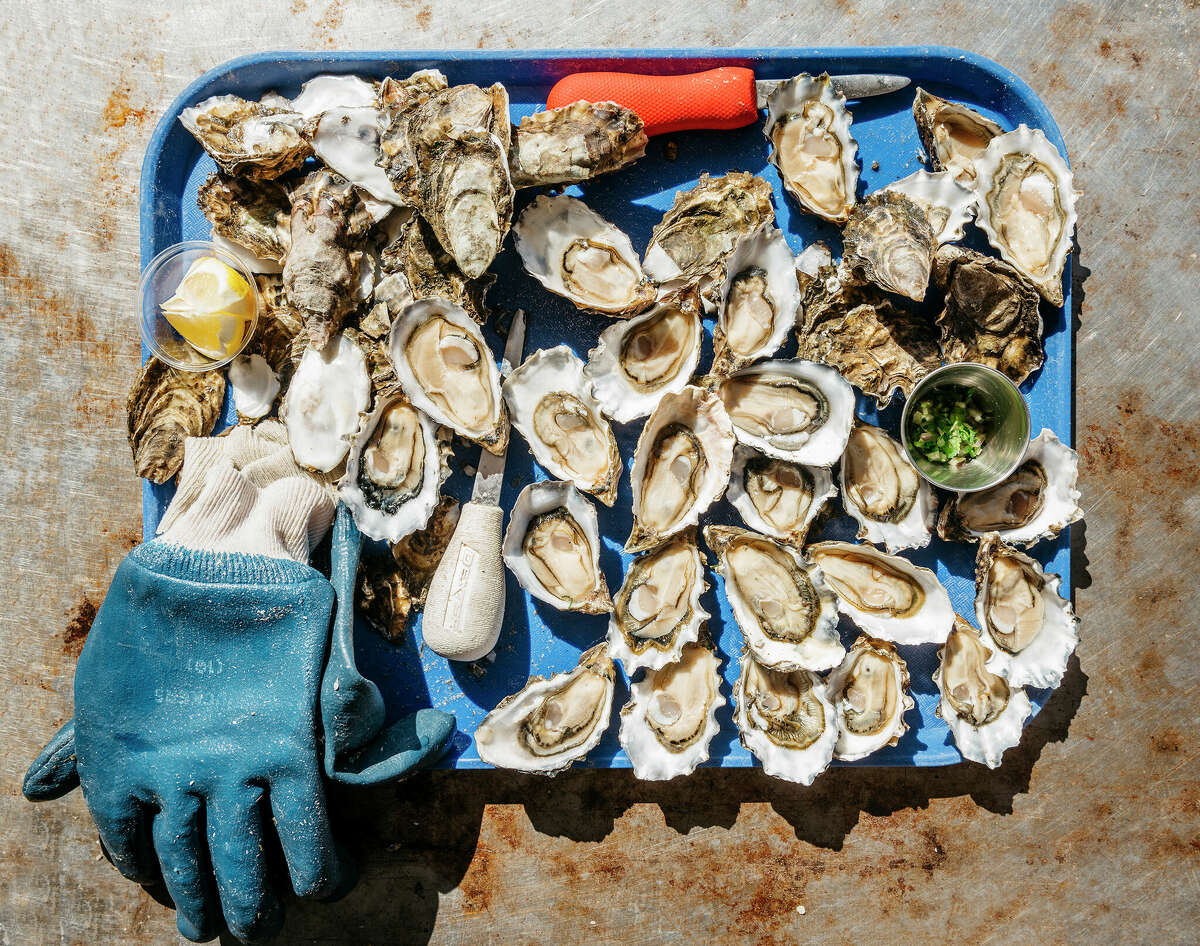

{"left": 140, "top": 48, "right": 1073, "bottom": 769}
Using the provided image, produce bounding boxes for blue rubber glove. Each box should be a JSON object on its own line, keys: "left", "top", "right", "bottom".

{"left": 23, "top": 505, "right": 455, "bottom": 943}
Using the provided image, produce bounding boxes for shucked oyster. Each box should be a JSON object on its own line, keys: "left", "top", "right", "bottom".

{"left": 503, "top": 346, "right": 621, "bottom": 506}
{"left": 619, "top": 641, "right": 724, "bottom": 780}
{"left": 180, "top": 94, "right": 310, "bottom": 180}
{"left": 380, "top": 214, "right": 493, "bottom": 324}
{"left": 912, "top": 88, "right": 1003, "bottom": 184}
{"left": 827, "top": 635, "right": 914, "bottom": 761}
{"left": 198, "top": 173, "right": 291, "bottom": 266}
{"left": 475, "top": 643, "right": 615, "bottom": 775}
{"left": 937, "top": 428, "right": 1081, "bottom": 547}
{"left": 282, "top": 331, "right": 371, "bottom": 473}
{"left": 727, "top": 446, "right": 835, "bottom": 546}
{"left": 883, "top": 169, "right": 976, "bottom": 245}
{"left": 934, "top": 616, "right": 1031, "bottom": 769}
{"left": 975, "top": 533, "right": 1078, "bottom": 689}
{"left": 388, "top": 298, "right": 508, "bottom": 454}
{"left": 606, "top": 530, "right": 709, "bottom": 674}
{"left": 502, "top": 481, "right": 612, "bottom": 614}
{"left": 706, "top": 526, "right": 843, "bottom": 673}
{"left": 513, "top": 195, "right": 655, "bottom": 316}
{"left": 840, "top": 422, "right": 936, "bottom": 553}
{"left": 627, "top": 386, "right": 735, "bottom": 553}
{"left": 972, "top": 124, "right": 1078, "bottom": 307}
{"left": 509, "top": 100, "right": 648, "bottom": 188}
{"left": 841, "top": 191, "right": 937, "bottom": 302}
{"left": 764, "top": 73, "right": 859, "bottom": 224}
{"left": 127, "top": 358, "right": 225, "bottom": 484}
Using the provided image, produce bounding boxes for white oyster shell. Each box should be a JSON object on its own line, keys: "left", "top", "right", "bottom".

{"left": 795, "top": 241, "right": 833, "bottom": 280}
{"left": 883, "top": 169, "right": 976, "bottom": 244}
{"left": 839, "top": 422, "right": 936, "bottom": 553}
{"left": 282, "top": 332, "right": 371, "bottom": 473}
{"left": 290, "top": 74, "right": 377, "bottom": 119}
{"left": 727, "top": 445, "right": 835, "bottom": 546}
{"left": 826, "top": 635, "right": 914, "bottom": 762}
{"left": 308, "top": 106, "right": 405, "bottom": 205}
{"left": 228, "top": 353, "right": 280, "bottom": 422}
{"left": 212, "top": 231, "right": 282, "bottom": 275}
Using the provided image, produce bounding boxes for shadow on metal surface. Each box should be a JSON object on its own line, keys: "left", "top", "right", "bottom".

{"left": 1069, "top": 236, "right": 1093, "bottom": 593}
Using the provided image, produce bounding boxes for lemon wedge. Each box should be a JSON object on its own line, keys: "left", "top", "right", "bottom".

{"left": 160, "top": 256, "right": 255, "bottom": 360}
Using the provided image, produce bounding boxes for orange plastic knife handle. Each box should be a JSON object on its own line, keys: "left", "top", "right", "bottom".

{"left": 546, "top": 66, "right": 759, "bottom": 137}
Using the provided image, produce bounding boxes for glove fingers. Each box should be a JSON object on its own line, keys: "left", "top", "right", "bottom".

{"left": 151, "top": 794, "right": 219, "bottom": 942}
{"left": 88, "top": 789, "right": 158, "bottom": 884}
{"left": 207, "top": 787, "right": 284, "bottom": 944}
{"left": 268, "top": 771, "right": 346, "bottom": 899}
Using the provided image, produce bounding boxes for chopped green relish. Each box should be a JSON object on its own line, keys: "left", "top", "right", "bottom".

{"left": 907, "top": 385, "right": 991, "bottom": 466}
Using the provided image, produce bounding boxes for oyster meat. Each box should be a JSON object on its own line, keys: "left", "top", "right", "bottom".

{"left": 381, "top": 214, "right": 493, "bottom": 324}
{"left": 841, "top": 191, "right": 937, "bottom": 302}
{"left": 974, "top": 533, "right": 1078, "bottom": 688}
{"left": 826, "top": 635, "right": 914, "bottom": 762}
{"left": 627, "top": 385, "right": 735, "bottom": 553}
{"left": 475, "top": 643, "right": 615, "bottom": 775}
{"left": 934, "top": 616, "right": 1031, "bottom": 769}
{"left": 972, "top": 124, "right": 1078, "bottom": 306}
{"left": 808, "top": 541, "right": 955, "bottom": 645}
{"left": 227, "top": 353, "right": 280, "bottom": 422}
{"left": 502, "top": 481, "right": 612, "bottom": 614}
{"left": 388, "top": 298, "right": 508, "bottom": 454}
{"left": 840, "top": 422, "right": 936, "bottom": 553}
{"left": 606, "top": 530, "right": 709, "bottom": 674}
{"left": 179, "top": 94, "right": 310, "bottom": 180}
{"left": 912, "top": 88, "right": 1003, "bottom": 184}
{"left": 883, "top": 169, "right": 976, "bottom": 245}
{"left": 716, "top": 359, "right": 855, "bottom": 467}
{"left": 127, "top": 358, "right": 226, "bottom": 484}
{"left": 937, "top": 428, "right": 1081, "bottom": 547}
{"left": 706, "top": 526, "right": 843, "bottom": 673}
{"left": 727, "top": 446, "right": 834, "bottom": 546}
{"left": 503, "top": 346, "right": 621, "bottom": 506}
{"left": 764, "top": 73, "right": 859, "bottom": 224}
{"left": 197, "top": 173, "right": 291, "bottom": 266}
{"left": 282, "top": 332, "right": 371, "bottom": 473}
{"left": 619, "top": 641, "right": 725, "bottom": 780}
{"left": 514, "top": 195, "right": 655, "bottom": 316}
{"left": 509, "top": 100, "right": 647, "bottom": 188}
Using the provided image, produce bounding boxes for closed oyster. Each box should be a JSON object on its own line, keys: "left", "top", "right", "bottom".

{"left": 503, "top": 346, "right": 621, "bottom": 506}
{"left": 842, "top": 191, "right": 937, "bottom": 302}
{"left": 227, "top": 353, "right": 280, "bottom": 422}
{"left": 711, "top": 225, "right": 801, "bottom": 376}
{"left": 179, "top": 94, "right": 310, "bottom": 180}
{"left": 808, "top": 541, "right": 955, "bottom": 645}
{"left": 974, "top": 533, "right": 1078, "bottom": 688}
{"left": 764, "top": 73, "right": 859, "bottom": 223}
{"left": 475, "top": 643, "right": 615, "bottom": 775}
{"left": 937, "top": 428, "right": 1081, "bottom": 547}
{"left": 584, "top": 289, "right": 703, "bottom": 423}
{"left": 197, "top": 173, "right": 291, "bottom": 266}
{"left": 282, "top": 332, "right": 371, "bottom": 473}
{"left": 734, "top": 654, "right": 837, "bottom": 784}
{"left": 380, "top": 214, "right": 493, "bottom": 324}
{"left": 934, "top": 616, "right": 1031, "bottom": 769}
{"left": 338, "top": 393, "right": 448, "bottom": 542}
{"left": 307, "top": 106, "right": 405, "bottom": 205}
{"left": 126, "top": 358, "right": 226, "bottom": 484}
{"left": 388, "top": 298, "right": 508, "bottom": 454}
{"left": 912, "top": 88, "right": 1003, "bottom": 184}
{"left": 883, "top": 170, "right": 976, "bottom": 244}
{"left": 619, "top": 641, "right": 724, "bottom": 780}
{"left": 827, "top": 635, "right": 914, "bottom": 761}
{"left": 509, "top": 100, "right": 647, "bottom": 188}
{"left": 716, "top": 359, "right": 854, "bottom": 466}
{"left": 502, "top": 481, "right": 611, "bottom": 614}
{"left": 513, "top": 195, "right": 655, "bottom": 316}
{"left": 727, "top": 446, "right": 835, "bottom": 545}
{"left": 627, "top": 386, "right": 735, "bottom": 553}
{"left": 972, "top": 125, "right": 1078, "bottom": 306}
{"left": 840, "top": 422, "right": 936, "bottom": 552}
{"left": 706, "top": 526, "right": 843, "bottom": 673}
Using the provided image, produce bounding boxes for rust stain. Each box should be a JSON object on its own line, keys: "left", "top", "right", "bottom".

{"left": 458, "top": 843, "right": 496, "bottom": 914}
{"left": 313, "top": 0, "right": 345, "bottom": 46}
{"left": 63, "top": 596, "right": 98, "bottom": 659}
{"left": 1150, "top": 728, "right": 1183, "bottom": 753}
{"left": 416, "top": 4, "right": 432, "bottom": 27}
{"left": 102, "top": 88, "right": 146, "bottom": 130}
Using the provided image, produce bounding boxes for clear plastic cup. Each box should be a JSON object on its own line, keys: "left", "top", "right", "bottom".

{"left": 137, "top": 240, "right": 260, "bottom": 370}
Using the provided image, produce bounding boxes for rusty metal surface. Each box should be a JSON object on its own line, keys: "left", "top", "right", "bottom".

{"left": 0, "top": 1, "right": 1196, "bottom": 943}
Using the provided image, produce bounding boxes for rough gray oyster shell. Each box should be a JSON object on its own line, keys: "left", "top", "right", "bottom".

{"left": 380, "top": 214, "right": 493, "bottom": 323}
{"left": 841, "top": 191, "right": 937, "bottom": 302}
{"left": 179, "top": 94, "right": 310, "bottom": 180}
{"left": 197, "top": 173, "right": 292, "bottom": 265}
{"left": 126, "top": 358, "right": 226, "bottom": 484}
{"left": 508, "top": 100, "right": 647, "bottom": 188}
{"left": 912, "top": 88, "right": 1003, "bottom": 184}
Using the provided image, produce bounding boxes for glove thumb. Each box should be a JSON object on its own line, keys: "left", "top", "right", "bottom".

{"left": 24, "top": 720, "right": 80, "bottom": 801}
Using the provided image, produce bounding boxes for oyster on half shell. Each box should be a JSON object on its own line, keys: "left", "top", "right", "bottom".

{"left": 826, "top": 635, "right": 914, "bottom": 762}
{"left": 840, "top": 422, "right": 936, "bottom": 553}
{"left": 509, "top": 100, "right": 647, "bottom": 188}
{"left": 727, "top": 446, "right": 835, "bottom": 546}
{"left": 841, "top": 191, "right": 937, "bottom": 302}
{"left": 912, "top": 88, "right": 1003, "bottom": 184}
{"left": 180, "top": 94, "right": 310, "bottom": 180}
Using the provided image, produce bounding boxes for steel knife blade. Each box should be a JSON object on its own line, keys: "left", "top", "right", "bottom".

{"left": 756, "top": 73, "right": 910, "bottom": 107}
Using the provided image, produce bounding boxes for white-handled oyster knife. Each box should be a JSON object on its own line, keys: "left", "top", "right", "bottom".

{"left": 422, "top": 310, "right": 525, "bottom": 663}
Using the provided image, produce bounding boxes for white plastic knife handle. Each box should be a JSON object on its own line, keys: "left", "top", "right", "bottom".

{"left": 421, "top": 501, "right": 505, "bottom": 662}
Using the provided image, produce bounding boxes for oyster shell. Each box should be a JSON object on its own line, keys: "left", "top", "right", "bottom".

{"left": 972, "top": 124, "right": 1078, "bottom": 307}
{"left": 503, "top": 346, "right": 621, "bottom": 506}
{"left": 475, "top": 643, "right": 615, "bottom": 775}
{"left": 126, "top": 358, "right": 226, "bottom": 484}
{"left": 606, "top": 530, "right": 710, "bottom": 674}
{"left": 584, "top": 289, "right": 703, "bottom": 423}
{"left": 840, "top": 422, "right": 936, "bottom": 553}
{"left": 307, "top": 106, "right": 405, "bottom": 205}
{"left": 827, "top": 635, "right": 914, "bottom": 761}
{"left": 808, "top": 541, "right": 955, "bottom": 645}
{"left": 388, "top": 298, "right": 508, "bottom": 454}
{"left": 883, "top": 169, "right": 976, "bottom": 245}
{"left": 380, "top": 214, "right": 493, "bottom": 324}
{"left": 502, "top": 481, "right": 612, "bottom": 614}
{"left": 197, "top": 173, "right": 291, "bottom": 266}
{"left": 734, "top": 654, "right": 837, "bottom": 784}
{"left": 937, "top": 428, "right": 1081, "bottom": 547}
{"left": 627, "top": 385, "right": 735, "bottom": 553}
{"left": 716, "top": 359, "right": 855, "bottom": 467}
{"left": 179, "top": 94, "right": 310, "bottom": 180}
{"left": 795, "top": 241, "right": 833, "bottom": 285}
{"left": 842, "top": 191, "right": 937, "bottom": 302}
{"left": 513, "top": 195, "right": 655, "bottom": 316}
{"left": 227, "top": 353, "right": 280, "bottom": 422}
{"left": 619, "top": 641, "right": 724, "bottom": 780}
{"left": 974, "top": 533, "right": 1078, "bottom": 688}
{"left": 934, "top": 616, "right": 1031, "bottom": 769}
{"left": 727, "top": 446, "right": 834, "bottom": 546}
{"left": 706, "top": 526, "right": 843, "bottom": 673}
{"left": 932, "top": 244, "right": 1044, "bottom": 385}
{"left": 711, "top": 225, "right": 801, "bottom": 376}
{"left": 912, "top": 88, "right": 1003, "bottom": 184}
{"left": 282, "top": 332, "right": 371, "bottom": 473}
{"left": 509, "top": 100, "right": 647, "bottom": 188}
{"left": 289, "top": 74, "right": 378, "bottom": 119}
{"left": 764, "top": 73, "right": 859, "bottom": 224}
